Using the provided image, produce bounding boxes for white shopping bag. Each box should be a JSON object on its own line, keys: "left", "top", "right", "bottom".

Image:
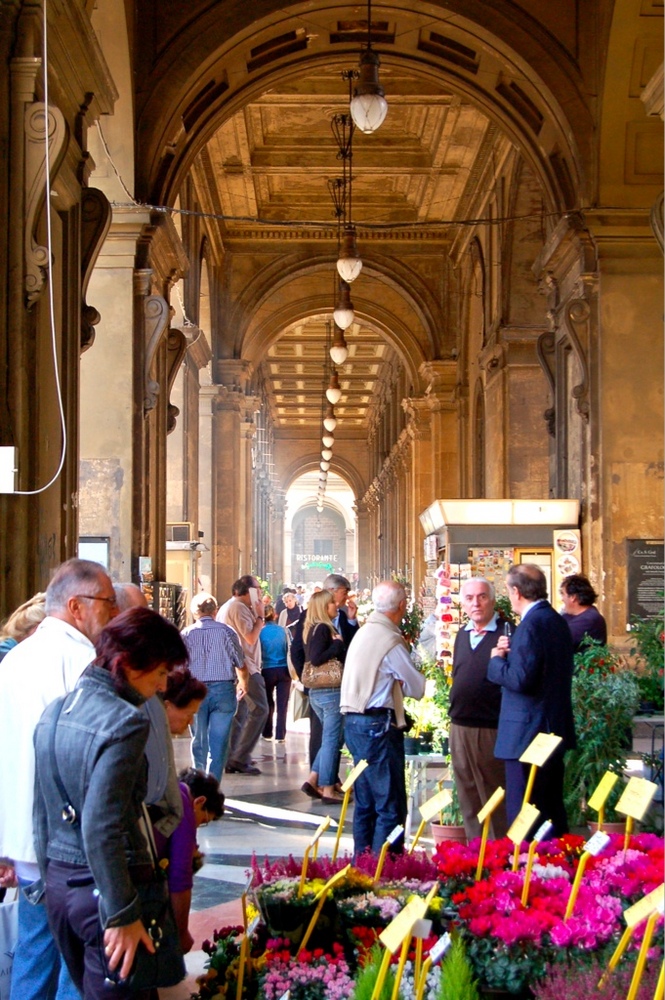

{"left": 0, "top": 891, "right": 18, "bottom": 1000}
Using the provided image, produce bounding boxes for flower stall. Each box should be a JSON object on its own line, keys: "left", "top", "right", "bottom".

{"left": 192, "top": 833, "right": 664, "bottom": 1000}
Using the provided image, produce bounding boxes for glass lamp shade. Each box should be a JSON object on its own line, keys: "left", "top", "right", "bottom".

{"left": 330, "top": 325, "right": 348, "bottom": 366}
{"left": 337, "top": 226, "right": 363, "bottom": 283}
{"left": 317, "top": 505, "right": 324, "bottom": 513}
{"left": 325, "top": 370, "right": 342, "bottom": 405}
{"left": 320, "top": 460, "right": 331, "bottom": 472}
{"left": 333, "top": 280, "right": 354, "bottom": 331}
{"left": 321, "top": 448, "right": 333, "bottom": 461}
{"left": 323, "top": 405, "right": 337, "bottom": 432}
{"left": 350, "top": 48, "right": 388, "bottom": 134}
{"left": 322, "top": 433, "right": 335, "bottom": 448}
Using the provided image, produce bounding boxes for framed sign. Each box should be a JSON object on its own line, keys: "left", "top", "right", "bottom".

{"left": 627, "top": 540, "right": 664, "bottom": 620}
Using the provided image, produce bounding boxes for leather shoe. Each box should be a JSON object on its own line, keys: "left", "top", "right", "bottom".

{"left": 301, "top": 781, "right": 323, "bottom": 799}
{"left": 225, "top": 762, "right": 262, "bottom": 775}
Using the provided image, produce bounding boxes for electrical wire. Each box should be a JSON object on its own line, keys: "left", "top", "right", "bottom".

{"left": 15, "top": 0, "right": 68, "bottom": 496}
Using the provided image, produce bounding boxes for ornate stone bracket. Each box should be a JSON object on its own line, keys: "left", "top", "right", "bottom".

{"left": 561, "top": 298, "right": 590, "bottom": 422}
{"left": 25, "top": 102, "right": 67, "bottom": 306}
{"left": 650, "top": 191, "right": 664, "bottom": 254}
{"left": 144, "top": 295, "right": 169, "bottom": 414}
{"left": 80, "top": 187, "right": 111, "bottom": 352}
{"left": 166, "top": 328, "right": 187, "bottom": 433}
{"left": 536, "top": 331, "right": 556, "bottom": 437}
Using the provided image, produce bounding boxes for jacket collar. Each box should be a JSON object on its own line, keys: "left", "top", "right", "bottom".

{"left": 79, "top": 663, "right": 146, "bottom": 707}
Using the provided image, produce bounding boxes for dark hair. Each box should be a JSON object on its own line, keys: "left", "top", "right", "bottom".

{"left": 94, "top": 607, "right": 188, "bottom": 683}
{"left": 232, "top": 575, "right": 254, "bottom": 597}
{"left": 506, "top": 564, "right": 548, "bottom": 601}
{"left": 178, "top": 767, "right": 225, "bottom": 820}
{"left": 561, "top": 574, "right": 597, "bottom": 606}
{"left": 165, "top": 667, "right": 207, "bottom": 707}
{"left": 264, "top": 604, "right": 276, "bottom": 622}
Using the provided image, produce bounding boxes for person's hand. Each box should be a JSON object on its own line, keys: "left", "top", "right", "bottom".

{"left": 346, "top": 598, "right": 358, "bottom": 620}
{"left": 0, "top": 863, "right": 17, "bottom": 888}
{"left": 103, "top": 919, "right": 154, "bottom": 980}
{"left": 491, "top": 635, "right": 510, "bottom": 659}
{"left": 333, "top": 632, "right": 343, "bottom": 641}
{"left": 180, "top": 928, "right": 194, "bottom": 954}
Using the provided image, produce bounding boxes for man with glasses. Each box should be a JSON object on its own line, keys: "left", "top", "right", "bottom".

{"left": 0, "top": 558, "right": 117, "bottom": 1000}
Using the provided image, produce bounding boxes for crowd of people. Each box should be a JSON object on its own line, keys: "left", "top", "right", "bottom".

{"left": 0, "top": 556, "right": 606, "bottom": 999}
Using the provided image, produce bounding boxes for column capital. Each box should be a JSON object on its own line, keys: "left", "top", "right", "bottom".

{"left": 214, "top": 358, "right": 255, "bottom": 393}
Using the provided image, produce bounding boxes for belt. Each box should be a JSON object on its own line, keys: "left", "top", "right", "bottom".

{"left": 348, "top": 707, "right": 394, "bottom": 717}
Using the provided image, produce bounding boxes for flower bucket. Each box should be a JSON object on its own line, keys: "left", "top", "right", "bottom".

{"left": 587, "top": 820, "right": 626, "bottom": 836}
{"left": 404, "top": 736, "right": 421, "bottom": 755}
{"left": 431, "top": 822, "right": 467, "bottom": 846}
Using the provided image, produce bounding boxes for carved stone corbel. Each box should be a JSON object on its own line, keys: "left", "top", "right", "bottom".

{"left": 166, "top": 328, "right": 187, "bottom": 433}
{"left": 561, "top": 298, "right": 590, "bottom": 422}
{"left": 536, "top": 272, "right": 559, "bottom": 437}
{"left": 25, "top": 102, "right": 67, "bottom": 306}
{"left": 144, "top": 295, "right": 169, "bottom": 414}
{"left": 80, "top": 187, "right": 111, "bottom": 352}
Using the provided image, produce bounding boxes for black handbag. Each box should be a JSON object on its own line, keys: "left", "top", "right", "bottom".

{"left": 48, "top": 698, "right": 185, "bottom": 990}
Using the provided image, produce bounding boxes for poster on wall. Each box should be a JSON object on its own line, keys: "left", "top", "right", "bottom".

{"left": 627, "top": 539, "right": 664, "bottom": 621}
{"left": 551, "top": 529, "right": 582, "bottom": 599}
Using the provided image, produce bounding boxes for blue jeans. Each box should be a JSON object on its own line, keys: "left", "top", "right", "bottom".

{"left": 192, "top": 680, "right": 237, "bottom": 780}
{"left": 309, "top": 687, "right": 344, "bottom": 787}
{"left": 11, "top": 877, "right": 81, "bottom": 1000}
{"left": 343, "top": 712, "right": 407, "bottom": 857}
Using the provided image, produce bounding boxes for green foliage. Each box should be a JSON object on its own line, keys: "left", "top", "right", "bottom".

{"left": 563, "top": 641, "right": 640, "bottom": 824}
{"left": 494, "top": 594, "right": 518, "bottom": 627}
{"left": 400, "top": 600, "right": 425, "bottom": 650}
{"left": 349, "top": 945, "right": 396, "bottom": 1000}
{"left": 437, "top": 937, "right": 480, "bottom": 1000}
{"left": 629, "top": 600, "right": 664, "bottom": 711}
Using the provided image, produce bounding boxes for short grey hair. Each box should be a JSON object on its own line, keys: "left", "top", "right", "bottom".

{"left": 45, "top": 559, "right": 109, "bottom": 615}
{"left": 460, "top": 577, "right": 495, "bottom": 600}
{"left": 323, "top": 574, "right": 351, "bottom": 592}
{"left": 372, "top": 580, "right": 407, "bottom": 613}
{"left": 114, "top": 583, "right": 148, "bottom": 612}
{"left": 191, "top": 591, "right": 218, "bottom": 617}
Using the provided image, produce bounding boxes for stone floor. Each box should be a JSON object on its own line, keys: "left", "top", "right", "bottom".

{"left": 158, "top": 717, "right": 663, "bottom": 998}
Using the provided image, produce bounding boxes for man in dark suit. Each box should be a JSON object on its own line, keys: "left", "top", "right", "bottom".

{"left": 488, "top": 564, "right": 576, "bottom": 836}
{"left": 323, "top": 574, "right": 359, "bottom": 646}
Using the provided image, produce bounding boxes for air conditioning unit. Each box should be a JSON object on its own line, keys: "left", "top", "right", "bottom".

{"left": 166, "top": 522, "right": 193, "bottom": 543}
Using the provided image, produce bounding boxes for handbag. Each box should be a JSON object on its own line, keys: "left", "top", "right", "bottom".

{"left": 301, "top": 657, "right": 343, "bottom": 689}
{"left": 291, "top": 684, "right": 310, "bottom": 721}
{"left": 48, "top": 699, "right": 185, "bottom": 991}
{"left": 0, "top": 889, "right": 18, "bottom": 1000}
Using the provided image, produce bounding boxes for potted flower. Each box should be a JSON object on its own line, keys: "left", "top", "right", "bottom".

{"left": 629, "top": 600, "right": 664, "bottom": 713}
{"left": 563, "top": 640, "right": 640, "bottom": 828}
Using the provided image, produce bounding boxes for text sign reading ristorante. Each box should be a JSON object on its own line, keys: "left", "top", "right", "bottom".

{"left": 295, "top": 554, "right": 338, "bottom": 562}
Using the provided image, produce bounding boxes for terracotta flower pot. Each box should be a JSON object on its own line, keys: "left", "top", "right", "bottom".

{"left": 587, "top": 820, "right": 625, "bottom": 835}
{"left": 430, "top": 822, "right": 467, "bottom": 846}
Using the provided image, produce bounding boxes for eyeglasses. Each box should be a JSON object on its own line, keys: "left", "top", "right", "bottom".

{"left": 76, "top": 594, "right": 118, "bottom": 607}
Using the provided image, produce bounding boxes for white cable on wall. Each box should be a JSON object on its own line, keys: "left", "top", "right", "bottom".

{"left": 14, "top": 0, "right": 68, "bottom": 496}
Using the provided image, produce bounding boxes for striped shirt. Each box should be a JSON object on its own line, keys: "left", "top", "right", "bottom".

{"left": 180, "top": 616, "right": 243, "bottom": 682}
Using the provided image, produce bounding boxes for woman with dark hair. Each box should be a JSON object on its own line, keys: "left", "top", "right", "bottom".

{"left": 559, "top": 573, "right": 607, "bottom": 652}
{"left": 163, "top": 667, "right": 207, "bottom": 736}
{"left": 259, "top": 605, "right": 291, "bottom": 743}
{"left": 33, "top": 607, "right": 188, "bottom": 999}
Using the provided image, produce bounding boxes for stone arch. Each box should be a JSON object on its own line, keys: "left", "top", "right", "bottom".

{"left": 278, "top": 452, "right": 365, "bottom": 501}
{"left": 285, "top": 492, "right": 354, "bottom": 533}
{"left": 135, "top": 2, "right": 588, "bottom": 215}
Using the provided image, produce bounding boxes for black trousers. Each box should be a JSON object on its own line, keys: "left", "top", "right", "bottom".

{"left": 504, "top": 752, "right": 569, "bottom": 838}
{"left": 45, "top": 861, "right": 151, "bottom": 1000}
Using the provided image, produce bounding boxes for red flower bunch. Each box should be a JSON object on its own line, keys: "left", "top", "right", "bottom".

{"left": 348, "top": 924, "right": 381, "bottom": 965}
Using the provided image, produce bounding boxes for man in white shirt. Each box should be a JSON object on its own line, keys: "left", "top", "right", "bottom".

{"left": 340, "top": 581, "right": 425, "bottom": 856}
{"left": 0, "top": 558, "right": 116, "bottom": 1000}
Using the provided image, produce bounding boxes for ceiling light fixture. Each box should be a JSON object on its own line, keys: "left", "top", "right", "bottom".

{"left": 333, "top": 279, "right": 354, "bottom": 330}
{"left": 337, "top": 225, "right": 363, "bottom": 283}
{"left": 349, "top": 0, "right": 388, "bottom": 134}
{"left": 320, "top": 460, "right": 331, "bottom": 472}
{"left": 321, "top": 448, "right": 333, "bottom": 461}
{"left": 331, "top": 110, "right": 363, "bottom": 284}
{"left": 330, "top": 324, "right": 348, "bottom": 366}
{"left": 322, "top": 433, "right": 335, "bottom": 448}
{"left": 326, "top": 369, "right": 342, "bottom": 405}
{"left": 323, "top": 404, "right": 337, "bottom": 432}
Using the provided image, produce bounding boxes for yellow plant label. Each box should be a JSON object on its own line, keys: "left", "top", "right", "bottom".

{"left": 477, "top": 786, "right": 505, "bottom": 824}
{"left": 308, "top": 817, "right": 331, "bottom": 849}
{"left": 507, "top": 802, "right": 540, "bottom": 845}
{"left": 519, "top": 732, "right": 562, "bottom": 766}
{"left": 315, "top": 864, "right": 351, "bottom": 900}
{"left": 624, "top": 884, "right": 665, "bottom": 929}
{"left": 341, "top": 759, "right": 369, "bottom": 792}
{"left": 380, "top": 897, "right": 427, "bottom": 954}
{"left": 616, "top": 777, "right": 658, "bottom": 821}
{"left": 587, "top": 771, "right": 619, "bottom": 812}
{"left": 419, "top": 788, "right": 452, "bottom": 821}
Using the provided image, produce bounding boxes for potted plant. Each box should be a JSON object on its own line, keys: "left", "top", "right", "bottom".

{"left": 563, "top": 640, "right": 640, "bottom": 827}
{"left": 629, "top": 600, "right": 664, "bottom": 713}
{"left": 431, "top": 777, "right": 467, "bottom": 845}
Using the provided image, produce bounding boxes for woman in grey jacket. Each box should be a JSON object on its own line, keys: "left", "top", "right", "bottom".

{"left": 33, "top": 607, "right": 188, "bottom": 999}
